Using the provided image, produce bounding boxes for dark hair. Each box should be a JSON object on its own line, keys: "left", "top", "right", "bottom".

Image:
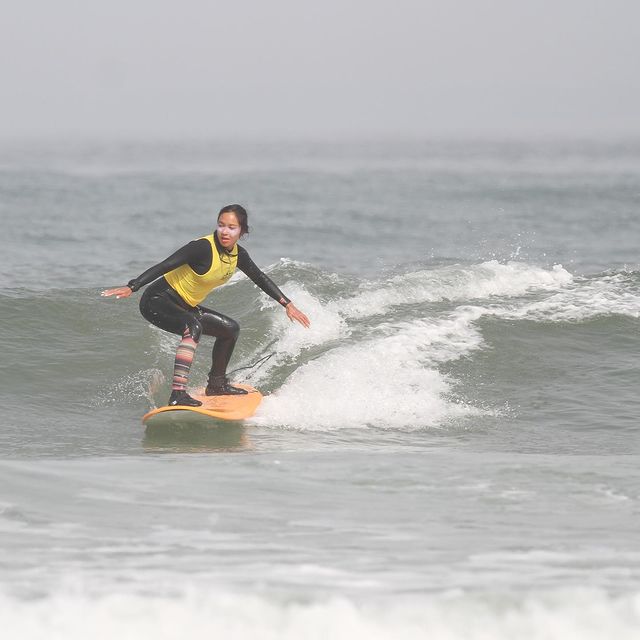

{"left": 218, "top": 204, "right": 250, "bottom": 236}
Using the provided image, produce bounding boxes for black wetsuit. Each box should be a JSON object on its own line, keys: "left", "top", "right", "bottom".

{"left": 129, "top": 233, "right": 290, "bottom": 379}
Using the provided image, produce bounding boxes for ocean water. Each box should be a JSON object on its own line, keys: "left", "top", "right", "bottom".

{"left": 1, "top": 139, "right": 639, "bottom": 638}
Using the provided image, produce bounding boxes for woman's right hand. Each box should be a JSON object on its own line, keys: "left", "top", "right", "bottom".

{"left": 101, "top": 286, "right": 133, "bottom": 299}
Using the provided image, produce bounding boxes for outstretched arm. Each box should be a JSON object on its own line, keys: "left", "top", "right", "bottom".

{"left": 101, "top": 240, "right": 208, "bottom": 300}
{"left": 237, "top": 247, "right": 310, "bottom": 328}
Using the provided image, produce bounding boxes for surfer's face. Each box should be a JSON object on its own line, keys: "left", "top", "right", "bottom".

{"left": 217, "top": 212, "right": 242, "bottom": 249}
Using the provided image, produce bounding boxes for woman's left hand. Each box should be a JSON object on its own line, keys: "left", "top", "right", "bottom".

{"left": 285, "top": 302, "right": 310, "bottom": 328}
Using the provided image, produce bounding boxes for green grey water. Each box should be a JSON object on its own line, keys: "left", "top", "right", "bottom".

{"left": 0, "top": 140, "right": 639, "bottom": 638}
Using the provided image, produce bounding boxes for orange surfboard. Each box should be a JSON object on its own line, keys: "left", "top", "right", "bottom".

{"left": 142, "top": 384, "right": 262, "bottom": 427}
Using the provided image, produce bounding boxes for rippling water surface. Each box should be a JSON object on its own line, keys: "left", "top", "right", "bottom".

{"left": 1, "top": 139, "right": 639, "bottom": 639}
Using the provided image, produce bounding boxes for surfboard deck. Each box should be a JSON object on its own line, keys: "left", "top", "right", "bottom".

{"left": 142, "top": 384, "right": 262, "bottom": 427}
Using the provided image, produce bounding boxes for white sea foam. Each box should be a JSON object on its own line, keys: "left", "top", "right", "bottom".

{"left": 2, "top": 587, "right": 639, "bottom": 640}
{"left": 94, "top": 368, "right": 164, "bottom": 406}
{"left": 337, "top": 262, "right": 573, "bottom": 320}
{"left": 506, "top": 273, "right": 640, "bottom": 322}
{"left": 262, "top": 282, "right": 349, "bottom": 356}
{"left": 254, "top": 307, "right": 485, "bottom": 430}
{"left": 249, "top": 263, "right": 636, "bottom": 431}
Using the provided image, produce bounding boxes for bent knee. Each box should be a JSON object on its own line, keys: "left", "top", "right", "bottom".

{"left": 185, "top": 317, "right": 203, "bottom": 342}
{"left": 209, "top": 317, "right": 240, "bottom": 339}
{"left": 200, "top": 312, "right": 240, "bottom": 340}
{"left": 224, "top": 318, "right": 240, "bottom": 339}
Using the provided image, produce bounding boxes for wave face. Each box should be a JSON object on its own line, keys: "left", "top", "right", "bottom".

{"left": 1, "top": 260, "right": 638, "bottom": 455}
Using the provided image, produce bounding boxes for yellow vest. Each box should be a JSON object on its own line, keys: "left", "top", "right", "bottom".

{"left": 164, "top": 235, "right": 238, "bottom": 307}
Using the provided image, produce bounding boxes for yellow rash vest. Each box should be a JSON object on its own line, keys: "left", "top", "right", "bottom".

{"left": 164, "top": 235, "right": 237, "bottom": 306}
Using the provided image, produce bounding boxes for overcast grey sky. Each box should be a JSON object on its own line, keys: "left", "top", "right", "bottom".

{"left": 1, "top": 0, "right": 639, "bottom": 139}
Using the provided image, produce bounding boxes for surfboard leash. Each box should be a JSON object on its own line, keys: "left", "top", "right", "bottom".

{"left": 227, "top": 339, "right": 278, "bottom": 379}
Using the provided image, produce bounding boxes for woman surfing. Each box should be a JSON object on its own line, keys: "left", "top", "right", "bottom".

{"left": 102, "top": 204, "right": 310, "bottom": 407}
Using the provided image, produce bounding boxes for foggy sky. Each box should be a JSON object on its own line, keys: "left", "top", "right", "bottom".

{"left": 2, "top": 0, "right": 639, "bottom": 139}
